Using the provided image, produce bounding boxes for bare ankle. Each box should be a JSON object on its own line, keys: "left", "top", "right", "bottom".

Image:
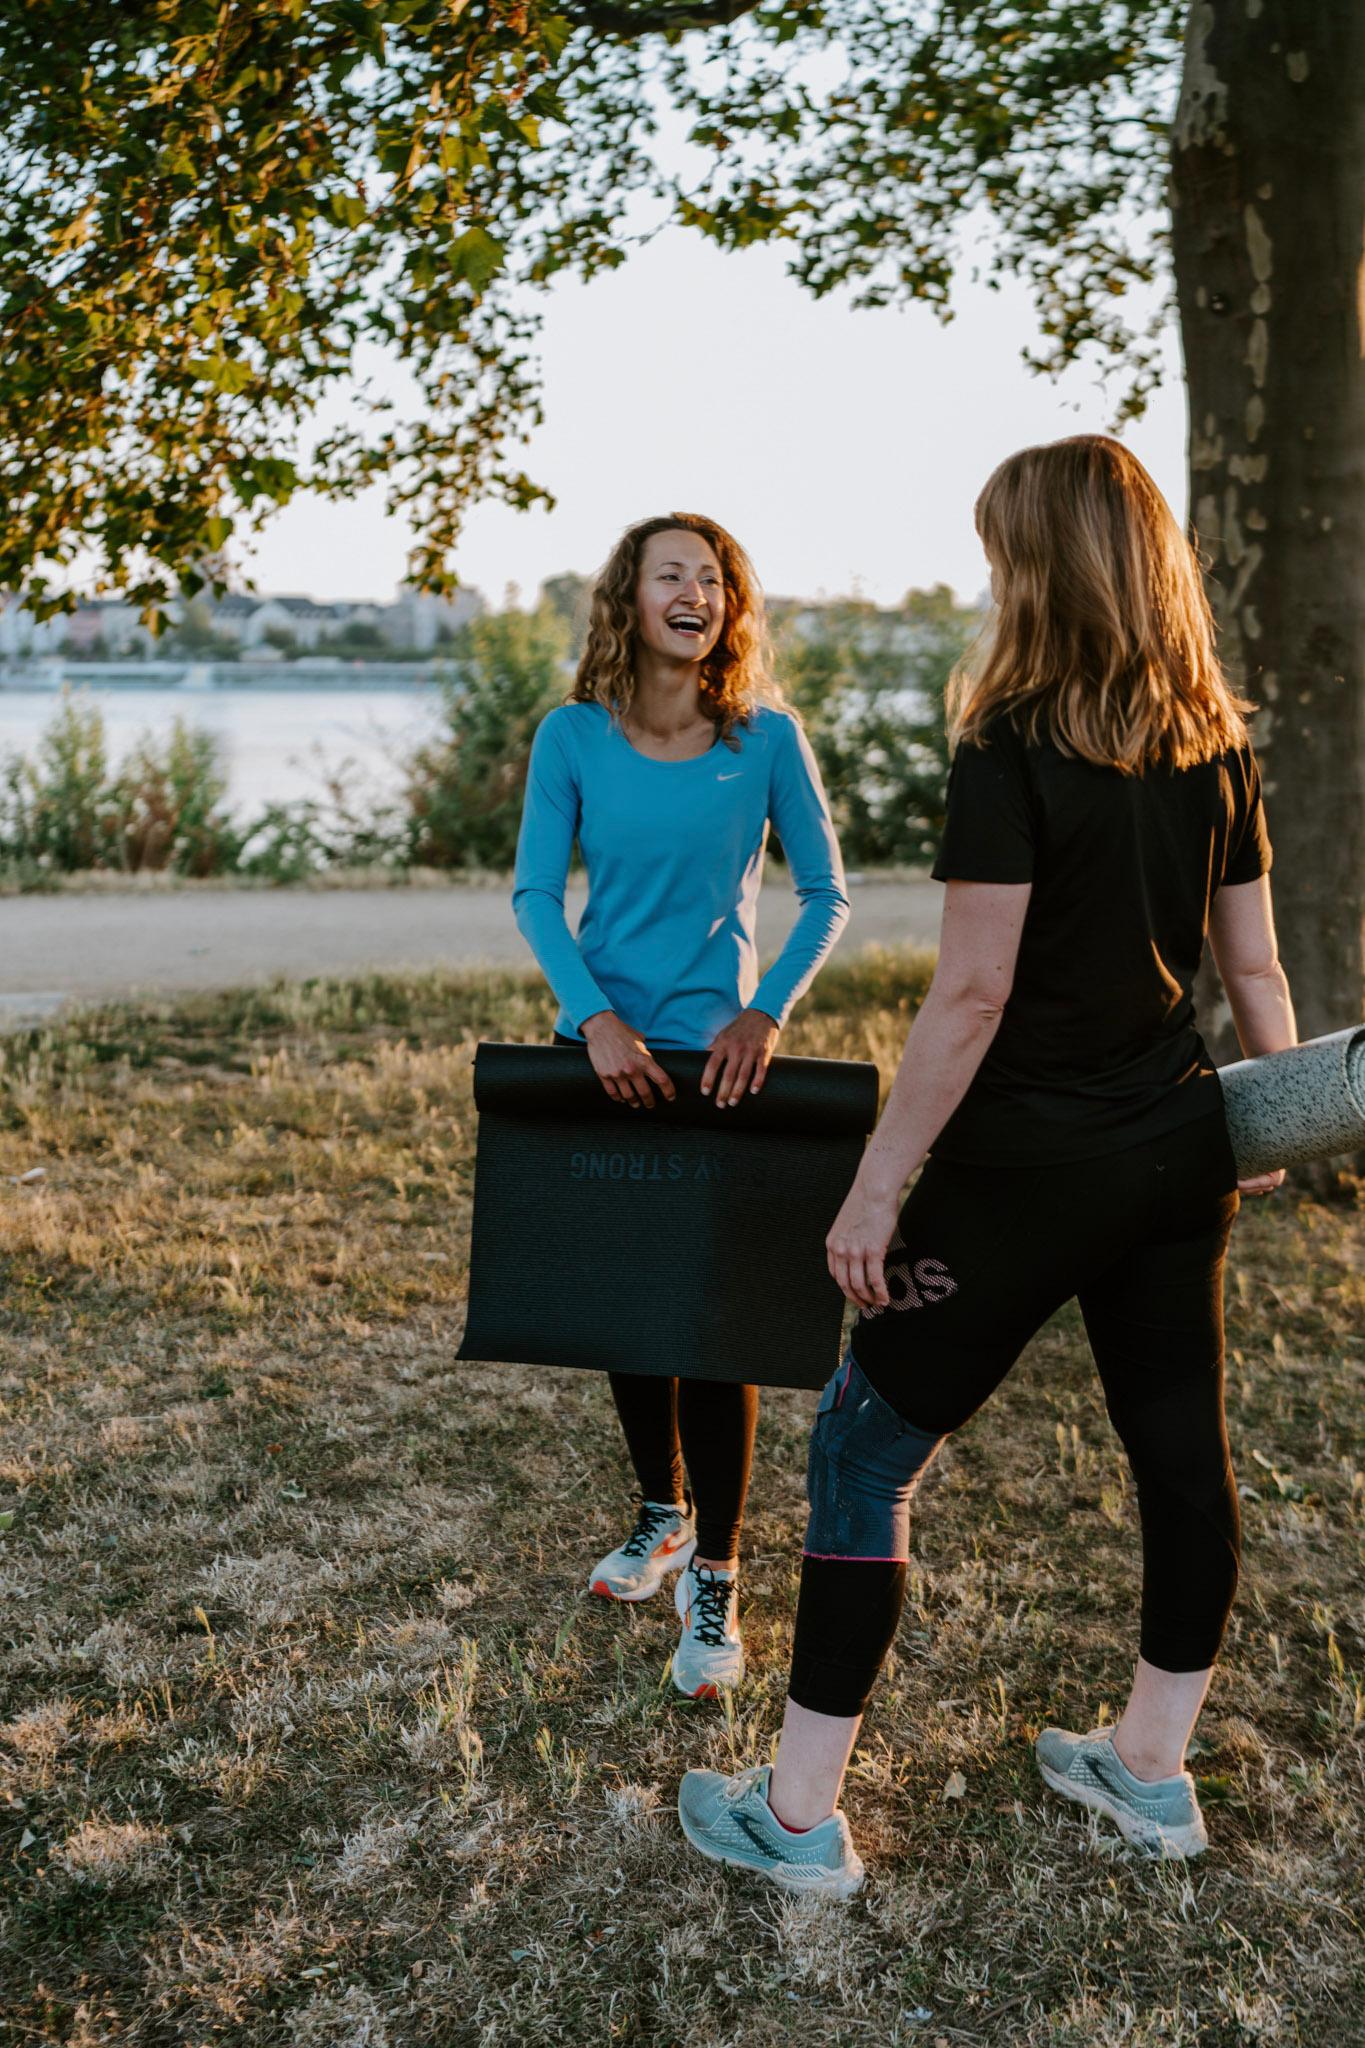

{"left": 1113, "top": 1731, "right": 1181, "bottom": 1783}
{"left": 766, "top": 1768, "right": 831, "bottom": 1833}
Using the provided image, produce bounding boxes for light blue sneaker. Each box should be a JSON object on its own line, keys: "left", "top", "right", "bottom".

{"left": 677, "top": 1763, "right": 865, "bottom": 1897}
{"left": 1035, "top": 1726, "right": 1209, "bottom": 1858}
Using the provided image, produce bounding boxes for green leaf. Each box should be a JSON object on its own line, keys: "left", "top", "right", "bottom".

{"left": 449, "top": 227, "right": 505, "bottom": 292}
{"left": 540, "top": 15, "right": 573, "bottom": 62}
{"left": 187, "top": 356, "right": 253, "bottom": 397}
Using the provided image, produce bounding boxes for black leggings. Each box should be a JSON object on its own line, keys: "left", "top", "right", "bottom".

{"left": 607, "top": 1372, "right": 758, "bottom": 1560}
{"left": 552, "top": 1033, "right": 759, "bottom": 1559}
{"left": 790, "top": 1112, "right": 1241, "bottom": 1718}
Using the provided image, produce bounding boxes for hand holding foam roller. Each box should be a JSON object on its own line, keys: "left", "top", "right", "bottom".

{"left": 1218, "top": 1028, "right": 1365, "bottom": 1177}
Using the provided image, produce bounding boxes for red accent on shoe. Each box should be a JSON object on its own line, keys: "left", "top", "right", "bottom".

{"left": 691, "top": 1683, "right": 719, "bottom": 1700}
{"left": 590, "top": 1580, "right": 617, "bottom": 1599}
{"left": 766, "top": 1787, "right": 815, "bottom": 1833}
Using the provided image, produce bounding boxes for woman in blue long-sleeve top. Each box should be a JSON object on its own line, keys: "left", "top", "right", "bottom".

{"left": 513, "top": 511, "right": 850, "bottom": 1698}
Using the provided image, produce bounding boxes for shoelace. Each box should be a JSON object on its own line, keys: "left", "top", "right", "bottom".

{"left": 688, "top": 1566, "right": 736, "bottom": 1647}
{"left": 619, "top": 1501, "right": 679, "bottom": 1559}
{"left": 722, "top": 1768, "right": 763, "bottom": 1806}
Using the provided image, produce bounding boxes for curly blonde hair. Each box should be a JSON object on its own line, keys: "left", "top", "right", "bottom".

{"left": 951, "top": 436, "right": 1251, "bottom": 772}
{"left": 572, "top": 513, "right": 784, "bottom": 739}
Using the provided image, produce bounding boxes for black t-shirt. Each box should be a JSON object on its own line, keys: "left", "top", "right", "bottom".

{"left": 930, "top": 715, "right": 1272, "bottom": 1165}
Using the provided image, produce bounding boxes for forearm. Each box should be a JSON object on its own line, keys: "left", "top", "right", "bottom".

{"left": 856, "top": 983, "right": 1005, "bottom": 1199}
{"left": 756, "top": 721, "right": 850, "bottom": 1026}
{"left": 1223, "top": 962, "right": 1298, "bottom": 1060}
{"left": 752, "top": 885, "right": 850, "bottom": 1026}
{"left": 512, "top": 886, "right": 609, "bottom": 1032}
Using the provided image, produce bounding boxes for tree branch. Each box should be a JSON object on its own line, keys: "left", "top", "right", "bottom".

{"left": 565, "top": 0, "right": 763, "bottom": 36}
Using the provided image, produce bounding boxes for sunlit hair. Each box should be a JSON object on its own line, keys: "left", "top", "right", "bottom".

{"left": 573, "top": 512, "right": 784, "bottom": 738}
{"left": 949, "top": 435, "right": 1251, "bottom": 772}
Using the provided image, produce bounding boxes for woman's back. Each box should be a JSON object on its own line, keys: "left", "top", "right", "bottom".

{"left": 931, "top": 715, "right": 1270, "bottom": 1165}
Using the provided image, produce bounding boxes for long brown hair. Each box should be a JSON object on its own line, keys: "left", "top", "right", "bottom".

{"left": 572, "top": 513, "right": 784, "bottom": 738}
{"left": 950, "top": 436, "right": 1250, "bottom": 772}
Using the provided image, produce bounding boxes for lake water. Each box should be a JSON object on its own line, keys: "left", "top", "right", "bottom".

{"left": 0, "top": 679, "right": 447, "bottom": 816}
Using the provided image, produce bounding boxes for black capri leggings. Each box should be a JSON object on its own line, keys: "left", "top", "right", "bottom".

{"left": 790, "top": 1110, "right": 1242, "bottom": 1718}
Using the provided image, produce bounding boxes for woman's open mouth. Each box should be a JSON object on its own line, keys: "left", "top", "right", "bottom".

{"left": 667, "top": 613, "right": 707, "bottom": 638}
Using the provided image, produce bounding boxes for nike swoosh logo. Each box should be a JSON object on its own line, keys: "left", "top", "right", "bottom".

{"left": 717, "top": 771, "right": 743, "bottom": 781}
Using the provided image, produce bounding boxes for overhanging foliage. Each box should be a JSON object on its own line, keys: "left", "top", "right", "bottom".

{"left": 0, "top": 1, "right": 1182, "bottom": 612}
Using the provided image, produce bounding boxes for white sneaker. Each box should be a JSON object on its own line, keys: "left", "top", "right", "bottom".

{"left": 672, "top": 1559, "right": 744, "bottom": 1698}
{"left": 588, "top": 1500, "right": 696, "bottom": 1602}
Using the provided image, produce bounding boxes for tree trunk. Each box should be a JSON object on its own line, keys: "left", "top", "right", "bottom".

{"left": 1171, "top": 2, "right": 1365, "bottom": 1082}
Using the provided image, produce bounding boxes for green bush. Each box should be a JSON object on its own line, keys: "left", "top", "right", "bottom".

{"left": 403, "top": 603, "right": 570, "bottom": 870}
{"left": 776, "top": 585, "right": 978, "bottom": 868}
{"left": 239, "top": 766, "right": 405, "bottom": 882}
{"left": 0, "top": 694, "right": 116, "bottom": 870}
{"left": 0, "top": 694, "right": 242, "bottom": 876}
{"left": 111, "top": 721, "right": 244, "bottom": 875}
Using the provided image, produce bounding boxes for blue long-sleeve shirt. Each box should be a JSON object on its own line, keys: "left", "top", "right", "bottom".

{"left": 512, "top": 702, "right": 850, "bottom": 1050}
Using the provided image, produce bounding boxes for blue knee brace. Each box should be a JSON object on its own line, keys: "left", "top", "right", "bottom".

{"left": 804, "top": 1353, "right": 943, "bottom": 1562}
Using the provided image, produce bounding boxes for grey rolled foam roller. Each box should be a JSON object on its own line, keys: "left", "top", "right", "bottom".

{"left": 1218, "top": 1027, "right": 1365, "bottom": 1176}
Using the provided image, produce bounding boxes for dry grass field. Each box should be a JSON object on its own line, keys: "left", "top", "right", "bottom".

{"left": 0, "top": 955, "right": 1360, "bottom": 2048}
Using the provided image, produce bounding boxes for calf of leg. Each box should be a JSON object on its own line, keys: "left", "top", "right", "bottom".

{"left": 1081, "top": 1214, "right": 1240, "bottom": 1673}
{"left": 677, "top": 1377, "right": 759, "bottom": 1561}
{"left": 607, "top": 1371, "right": 684, "bottom": 1507}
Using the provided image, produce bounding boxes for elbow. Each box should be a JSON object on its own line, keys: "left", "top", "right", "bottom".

{"left": 512, "top": 881, "right": 557, "bottom": 919}
{"left": 933, "top": 974, "right": 1011, "bottom": 1029}
{"left": 511, "top": 885, "right": 553, "bottom": 942}
{"left": 798, "top": 879, "right": 851, "bottom": 925}
{"left": 1224, "top": 952, "right": 1287, "bottom": 995}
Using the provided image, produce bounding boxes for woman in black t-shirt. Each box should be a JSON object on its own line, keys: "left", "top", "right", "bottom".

{"left": 676, "top": 435, "right": 1298, "bottom": 1893}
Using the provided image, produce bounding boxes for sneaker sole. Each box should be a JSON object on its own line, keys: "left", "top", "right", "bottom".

{"left": 677, "top": 1799, "right": 865, "bottom": 1899}
{"left": 1037, "top": 1761, "right": 1208, "bottom": 1859}
{"left": 588, "top": 1538, "right": 696, "bottom": 1602}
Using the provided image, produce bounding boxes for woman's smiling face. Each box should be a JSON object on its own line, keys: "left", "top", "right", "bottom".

{"left": 634, "top": 529, "right": 726, "bottom": 666}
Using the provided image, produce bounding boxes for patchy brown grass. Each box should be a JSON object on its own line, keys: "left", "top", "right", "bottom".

{"left": 0, "top": 954, "right": 1360, "bottom": 2048}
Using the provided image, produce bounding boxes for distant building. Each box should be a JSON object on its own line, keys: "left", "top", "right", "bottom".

{"left": 0, "top": 580, "right": 488, "bottom": 663}
{"left": 65, "top": 599, "right": 157, "bottom": 657}
{"left": 0, "top": 598, "right": 66, "bottom": 658}
{"left": 385, "top": 584, "right": 484, "bottom": 652}
{"left": 236, "top": 596, "right": 337, "bottom": 652}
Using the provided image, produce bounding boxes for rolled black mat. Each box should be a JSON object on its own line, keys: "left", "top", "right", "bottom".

{"left": 458, "top": 1042, "right": 880, "bottom": 1390}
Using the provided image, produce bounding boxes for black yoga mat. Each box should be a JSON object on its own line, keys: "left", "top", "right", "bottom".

{"left": 458, "top": 1042, "right": 880, "bottom": 1391}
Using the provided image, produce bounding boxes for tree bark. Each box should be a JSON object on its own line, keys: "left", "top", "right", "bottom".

{"left": 1171, "top": 1, "right": 1365, "bottom": 1079}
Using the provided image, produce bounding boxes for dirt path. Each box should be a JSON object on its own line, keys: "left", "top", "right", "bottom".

{"left": 0, "top": 876, "right": 941, "bottom": 1024}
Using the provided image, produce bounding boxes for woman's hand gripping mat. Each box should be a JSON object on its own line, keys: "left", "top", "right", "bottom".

{"left": 458, "top": 1042, "right": 880, "bottom": 1391}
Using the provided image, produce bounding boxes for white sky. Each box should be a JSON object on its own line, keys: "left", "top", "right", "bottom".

{"left": 244, "top": 225, "right": 1188, "bottom": 612}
